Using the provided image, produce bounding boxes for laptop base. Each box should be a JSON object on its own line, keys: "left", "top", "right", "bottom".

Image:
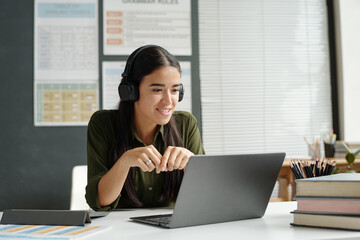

{"left": 130, "top": 214, "right": 173, "bottom": 228}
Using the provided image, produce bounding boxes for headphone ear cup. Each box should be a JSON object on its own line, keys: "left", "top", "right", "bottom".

{"left": 178, "top": 83, "right": 184, "bottom": 102}
{"left": 118, "top": 78, "right": 124, "bottom": 98}
{"left": 118, "top": 81, "right": 139, "bottom": 102}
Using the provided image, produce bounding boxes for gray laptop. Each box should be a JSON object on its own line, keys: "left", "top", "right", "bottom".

{"left": 130, "top": 152, "right": 285, "bottom": 228}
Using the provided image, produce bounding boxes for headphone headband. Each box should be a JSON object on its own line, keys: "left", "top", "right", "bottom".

{"left": 121, "top": 45, "right": 160, "bottom": 82}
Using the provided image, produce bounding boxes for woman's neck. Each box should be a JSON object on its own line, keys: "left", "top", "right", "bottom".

{"left": 133, "top": 120, "right": 158, "bottom": 145}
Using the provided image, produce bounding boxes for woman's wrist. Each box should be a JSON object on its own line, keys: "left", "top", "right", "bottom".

{"left": 115, "top": 154, "right": 132, "bottom": 172}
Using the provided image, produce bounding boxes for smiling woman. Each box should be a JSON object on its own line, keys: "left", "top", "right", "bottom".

{"left": 85, "top": 45, "right": 205, "bottom": 211}
{"left": 135, "top": 66, "right": 182, "bottom": 130}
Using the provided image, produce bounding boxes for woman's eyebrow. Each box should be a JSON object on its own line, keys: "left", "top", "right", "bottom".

{"left": 148, "top": 83, "right": 181, "bottom": 87}
{"left": 149, "top": 83, "right": 165, "bottom": 87}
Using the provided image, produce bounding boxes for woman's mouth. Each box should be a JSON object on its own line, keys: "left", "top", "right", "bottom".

{"left": 156, "top": 108, "right": 171, "bottom": 116}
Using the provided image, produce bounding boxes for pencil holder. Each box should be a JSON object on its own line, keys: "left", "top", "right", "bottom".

{"left": 324, "top": 143, "right": 335, "bottom": 158}
{"left": 308, "top": 144, "right": 321, "bottom": 159}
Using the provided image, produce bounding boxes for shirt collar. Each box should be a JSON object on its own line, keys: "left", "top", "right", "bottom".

{"left": 131, "top": 125, "right": 165, "bottom": 146}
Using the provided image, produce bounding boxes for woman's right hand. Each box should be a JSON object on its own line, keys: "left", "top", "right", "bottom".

{"left": 119, "top": 145, "right": 162, "bottom": 173}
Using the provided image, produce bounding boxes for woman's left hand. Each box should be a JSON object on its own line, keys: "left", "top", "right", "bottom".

{"left": 159, "top": 146, "right": 194, "bottom": 172}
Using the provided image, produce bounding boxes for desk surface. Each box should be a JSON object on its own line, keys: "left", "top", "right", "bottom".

{"left": 2, "top": 205, "right": 360, "bottom": 240}
{"left": 2, "top": 202, "right": 354, "bottom": 240}
{"left": 1, "top": 202, "right": 360, "bottom": 239}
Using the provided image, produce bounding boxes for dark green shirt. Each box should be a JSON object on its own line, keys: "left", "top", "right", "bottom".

{"left": 85, "top": 110, "right": 205, "bottom": 211}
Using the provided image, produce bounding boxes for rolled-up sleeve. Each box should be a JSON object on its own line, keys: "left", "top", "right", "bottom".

{"left": 85, "top": 111, "right": 121, "bottom": 211}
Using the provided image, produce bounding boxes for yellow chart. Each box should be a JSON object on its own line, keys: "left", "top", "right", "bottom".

{"left": 36, "top": 83, "right": 98, "bottom": 125}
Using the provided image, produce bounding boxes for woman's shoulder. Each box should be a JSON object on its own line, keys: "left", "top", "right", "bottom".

{"left": 89, "top": 109, "right": 117, "bottom": 125}
{"left": 173, "top": 111, "right": 198, "bottom": 126}
{"left": 173, "top": 110, "right": 195, "bottom": 119}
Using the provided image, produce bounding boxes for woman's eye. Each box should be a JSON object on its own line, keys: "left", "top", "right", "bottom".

{"left": 172, "top": 89, "right": 180, "bottom": 93}
{"left": 152, "top": 89, "right": 162, "bottom": 92}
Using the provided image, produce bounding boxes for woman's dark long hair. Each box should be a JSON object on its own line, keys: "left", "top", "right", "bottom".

{"left": 113, "top": 46, "right": 184, "bottom": 207}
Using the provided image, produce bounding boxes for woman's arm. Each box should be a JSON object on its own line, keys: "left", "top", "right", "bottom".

{"left": 96, "top": 157, "right": 130, "bottom": 207}
{"left": 97, "top": 145, "right": 162, "bottom": 207}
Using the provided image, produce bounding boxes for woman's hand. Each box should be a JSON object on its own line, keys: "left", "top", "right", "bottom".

{"left": 119, "top": 145, "right": 194, "bottom": 173}
{"left": 119, "top": 145, "right": 162, "bottom": 172}
{"left": 160, "top": 146, "right": 194, "bottom": 172}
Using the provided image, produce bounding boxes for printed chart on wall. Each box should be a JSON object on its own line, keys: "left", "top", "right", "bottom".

{"left": 103, "top": 0, "right": 191, "bottom": 55}
{"left": 102, "top": 61, "right": 192, "bottom": 112}
{"left": 34, "top": 0, "right": 99, "bottom": 126}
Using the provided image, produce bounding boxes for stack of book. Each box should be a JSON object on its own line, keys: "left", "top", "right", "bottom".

{"left": 291, "top": 173, "right": 360, "bottom": 231}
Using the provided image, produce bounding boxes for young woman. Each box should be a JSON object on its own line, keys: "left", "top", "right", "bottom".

{"left": 85, "top": 45, "right": 205, "bottom": 211}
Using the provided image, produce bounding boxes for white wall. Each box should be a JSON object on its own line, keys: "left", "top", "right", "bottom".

{"left": 336, "top": 0, "right": 360, "bottom": 143}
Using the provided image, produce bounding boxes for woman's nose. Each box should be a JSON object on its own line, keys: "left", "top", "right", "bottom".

{"left": 162, "top": 90, "right": 172, "bottom": 104}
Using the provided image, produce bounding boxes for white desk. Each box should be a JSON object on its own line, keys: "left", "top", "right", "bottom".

{"left": 87, "top": 202, "right": 360, "bottom": 239}
{"left": 2, "top": 202, "right": 360, "bottom": 240}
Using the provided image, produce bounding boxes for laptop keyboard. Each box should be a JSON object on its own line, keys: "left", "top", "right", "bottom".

{"left": 145, "top": 216, "right": 172, "bottom": 225}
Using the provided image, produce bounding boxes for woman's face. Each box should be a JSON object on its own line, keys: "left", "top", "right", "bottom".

{"left": 134, "top": 66, "right": 181, "bottom": 128}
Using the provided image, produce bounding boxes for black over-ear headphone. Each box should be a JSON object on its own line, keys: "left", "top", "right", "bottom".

{"left": 118, "top": 45, "right": 184, "bottom": 102}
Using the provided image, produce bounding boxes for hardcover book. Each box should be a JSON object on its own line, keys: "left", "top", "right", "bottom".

{"left": 291, "top": 211, "right": 360, "bottom": 231}
{"left": 295, "top": 197, "right": 360, "bottom": 214}
{"left": 295, "top": 173, "right": 360, "bottom": 197}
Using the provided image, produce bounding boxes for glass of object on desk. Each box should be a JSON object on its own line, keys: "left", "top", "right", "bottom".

{"left": 308, "top": 144, "right": 321, "bottom": 159}
{"left": 324, "top": 143, "right": 335, "bottom": 158}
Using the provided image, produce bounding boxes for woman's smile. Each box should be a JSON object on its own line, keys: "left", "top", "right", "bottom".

{"left": 156, "top": 107, "right": 172, "bottom": 116}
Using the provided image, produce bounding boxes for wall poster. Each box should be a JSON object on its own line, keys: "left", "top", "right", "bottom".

{"left": 34, "top": 0, "right": 99, "bottom": 126}
{"left": 103, "top": 0, "right": 191, "bottom": 55}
